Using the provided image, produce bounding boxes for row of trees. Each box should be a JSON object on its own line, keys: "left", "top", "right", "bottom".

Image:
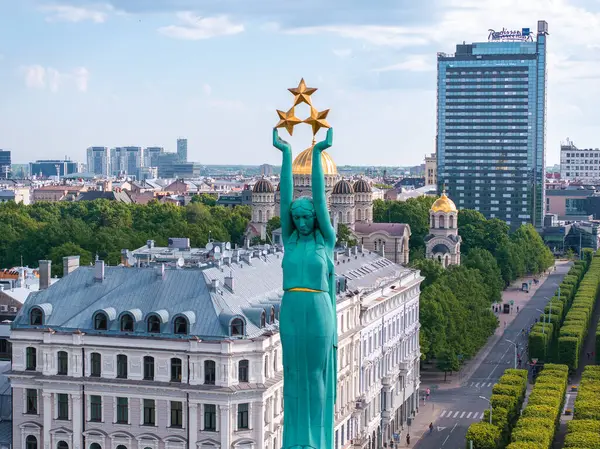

{"left": 0, "top": 200, "right": 251, "bottom": 276}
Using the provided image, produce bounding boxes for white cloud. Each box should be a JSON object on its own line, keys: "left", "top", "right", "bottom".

{"left": 203, "top": 83, "right": 212, "bottom": 96}
{"left": 332, "top": 48, "right": 353, "bottom": 58}
{"left": 159, "top": 12, "right": 244, "bottom": 40}
{"left": 22, "top": 65, "right": 90, "bottom": 93}
{"left": 41, "top": 4, "right": 113, "bottom": 23}
{"left": 374, "top": 54, "right": 434, "bottom": 72}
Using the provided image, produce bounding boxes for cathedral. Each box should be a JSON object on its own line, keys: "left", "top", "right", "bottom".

{"left": 247, "top": 142, "right": 411, "bottom": 265}
{"left": 424, "top": 191, "right": 461, "bottom": 267}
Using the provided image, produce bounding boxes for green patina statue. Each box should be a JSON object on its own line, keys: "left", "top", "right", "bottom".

{"left": 274, "top": 127, "right": 337, "bottom": 449}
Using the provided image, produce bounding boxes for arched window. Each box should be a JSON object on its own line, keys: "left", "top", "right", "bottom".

{"left": 338, "top": 211, "right": 342, "bottom": 223}
{"left": 264, "top": 355, "right": 269, "bottom": 378}
{"left": 120, "top": 314, "right": 134, "bottom": 332}
{"left": 30, "top": 308, "right": 43, "bottom": 326}
{"left": 439, "top": 215, "right": 445, "bottom": 229}
{"left": 267, "top": 209, "right": 272, "bottom": 220}
{"left": 143, "top": 356, "right": 154, "bottom": 380}
{"left": 346, "top": 211, "right": 351, "bottom": 223}
{"left": 357, "top": 209, "right": 362, "bottom": 221}
{"left": 270, "top": 307, "right": 275, "bottom": 324}
{"left": 171, "top": 357, "right": 182, "bottom": 382}
{"left": 116, "top": 446, "right": 127, "bottom": 449}
{"left": 231, "top": 318, "right": 244, "bottom": 336}
{"left": 449, "top": 214, "right": 454, "bottom": 228}
{"left": 238, "top": 359, "right": 249, "bottom": 382}
{"left": 260, "top": 311, "right": 266, "bottom": 328}
{"left": 57, "top": 441, "right": 68, "bottom": 449}
{"left": 258, "top": 209, "right": 263, "bottom": 222}
{"left": 94, "top": 312, "right": 108, "bottom": 330}
{"left": 116, "top": 354, "right": 127, "bottom": 379}
{"left": 273, "top": 350, "right": 278, "bottom": 372}
{"left": 204, "top": 360, "right": 216, "bottom": 385}
{"left": 57, "top": 351, "right": 68, "bottom": 375}
{"left": 173, "top": 317, "right": 188, "bottom": 335}
{"left": 26, "top": 347, "right": 37, "bottom": 370}
{"left": 147, "top": 315, "right": 161, "bottom": 333}
{"left": 90, "top": 444, "right": 101, "bottom": 449}
{"left": 26, "top": 436, "right": 37, "bottom": 449}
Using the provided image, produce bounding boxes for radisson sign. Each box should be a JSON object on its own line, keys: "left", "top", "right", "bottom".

{"left": 488, "top": 27, "right": 533, "bottom": 42}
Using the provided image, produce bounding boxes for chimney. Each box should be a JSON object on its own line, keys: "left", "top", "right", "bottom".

{"left": 210, "top": 279, "right": 220, "bottom": 291}
{"left": 345, "top": 247, "right": 352, "bottom": 257}
{"left": 95, "top": 260, "right": 105, "bottom": 282}
{"left": 358, "top": 244, "right": 364, "bottom": 253}
{"left": 224, "top": 273, "right": 234, "bottom": 292}
{"left": 39, "top": 260, "right": 51, "bottom": 290}
{"left": 334, "top": 252, "right": 339, "bottom": 262}
{"left": 63, "top": 255, "right": 80, "bottom": 276}
{"left": 380, "top": 242, "right": 386, "bottom": 259}
{"left": 156, "top": 264, "right": 165, "bottom": 279}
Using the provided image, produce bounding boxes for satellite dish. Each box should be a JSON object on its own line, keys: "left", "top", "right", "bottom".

{"left": 265, "top": 244, "right": 271, "bottom": 250}
{"left": 205, "top": 242, "right": 214, "bottom": 251}
{"left": 225, "top": 242, "right": 231, "bottom": 250}
{"left": 262, "top": 250, "right": 268, "bottom": 255}
{"left": 222, "top": 250, "right": 231, "bottom": 258}
{"left": 214, "top": 252, "right": 222, "bottom": 260}
{"left": 176, "top": 257, "right": 185, "bottom": 268}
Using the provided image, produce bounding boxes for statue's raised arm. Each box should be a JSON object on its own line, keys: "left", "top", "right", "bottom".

{"left": 273, "top": 128, "right": 294, "bottom": 241}
{"left": 311, "top": 127, "right": 336, "bottom": 247}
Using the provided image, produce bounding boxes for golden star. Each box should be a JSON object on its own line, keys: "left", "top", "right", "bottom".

{"left": 304, "top": 106, "right": 331, "bottom": 135}
{"left": 288, "top": 78, "right": 318, "bottom": 106}
{"left": 275, "top": 106, "right": 302, "bottom": 135}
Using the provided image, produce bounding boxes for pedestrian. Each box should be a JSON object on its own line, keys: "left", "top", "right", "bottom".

{"left": 406, "top": 433, "right": 411, "bottom": 446}
{"left": 517, "top": 306, "right": 519, "bottom": 312}
{"left": 587, "top": 352, "right": 591, "bottom": 360}
{"left": 429, "top": 422, "right": 434, "bottom": 434}
{"left": 504, "top": 321, "right": 507, "bottom": 328}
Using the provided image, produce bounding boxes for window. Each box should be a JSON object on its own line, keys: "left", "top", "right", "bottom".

{"left": 26, "top": 347, "right": 37, "bottom": 371}
{"left": 273, "top": 350, "right": 278, "bottom": 373}
{"left": 204, "top": 360, "right": 216, "bottom": 385}
{"left": 120, "top": 314, "right": 134, "bottom": 332}
{"left": 116, "top": 397, "right": 128, "bottom": 423}
{"left": 116, "top": 446, "right": 126, "bottom": 449}
{"left": 204, "top": 404, "right": 216, "bottom": 431}
{"left": 57, "top": 442, "right": 68, "bottom": 449}
{"left": 57, "top": 393, "right": 69, "bottom": 420}
{"left": 143, "top": 399, "right": 155, "bottom": 426}
{"left": 26, "top": 436, "right": 37, "bottom": 449}
{"left": 57, "top": 351, "right": 68, "bottom": 375}
{"left": 90, "top": 352, "right": 101, "bottom": 377}
{"left": 90, "top": 395, "right": 102, "bottom": 422}
{"left": 230, "top": 318, "right": 244, "bottom": 336}
{"left": 260, "top": 311, "right": 266, "bottom": 328}
{"left": 270, "top": 307, "right": 275, "bottom": 324}
{"left": 238, "top": 359, "right": 249, "bottom": 382}
{"left": 170, "top": 358, "right": 182, "bottom": 382}
{"left": 173, "top": 317, "right": 188, "bottom": 335}
{"left": 94, "top": 312, "right": 107, "bottom": 330}
{"left": 170, "top": 401, "right": 183, "bottom": 428}
{"left": 143, "top": 356, "right": 154, "bottom": 380}
{"left": 237, "top": 403, "right": 249, "bottom": 429}
{"left": 116, "top": 355, "right": 127, "bottom": 379}
{"left": 90, "top": 444, "right": 101, "bottom": 449}
{"left": 30, "top": 308, "right": 43, "bottom": 325}
{"left": 147, "top": 315, "right": 161, "bottom": 333}
{"left": 26, "top": 389, "right": 38, "bottom": 414}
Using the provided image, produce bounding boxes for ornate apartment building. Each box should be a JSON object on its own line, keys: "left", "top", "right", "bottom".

{"left": 10, "top": 243, "right": 422, "bottom": 449}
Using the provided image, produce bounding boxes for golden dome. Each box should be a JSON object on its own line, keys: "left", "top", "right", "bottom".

{"left": 431, "top": 191, "right": 457, "bottom": 213}
{"left": 292, "top": 145, "right": 338, "bottom": 176}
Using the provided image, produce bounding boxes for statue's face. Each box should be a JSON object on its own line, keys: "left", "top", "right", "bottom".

{"left": 291, "top": 199, "right": 315, "bottom": 236}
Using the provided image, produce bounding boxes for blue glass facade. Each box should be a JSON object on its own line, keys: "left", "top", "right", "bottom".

{"left": 437, "top": 21, "right": 548, "bottom": 228}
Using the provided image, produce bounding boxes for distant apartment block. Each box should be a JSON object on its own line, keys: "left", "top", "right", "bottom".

{"left": 177, "top": 138, "right": 188, "bottom": 162}
{"left": 29, "top": 160, "right": 78, "bottom": 178}
{"left": 110, "top": 147, "right": 143, "bottom": 178}
{"left": 560, "top": 139, "right": 600, "bottom": 183}
{"left": 144, "top": 147, "right": 164, "bottom": 168}
{"left": 425, "top": 153, "right": 437, "bottom": 186}
{"left": 86, "top": 147, "right": 110, "bottom": 176}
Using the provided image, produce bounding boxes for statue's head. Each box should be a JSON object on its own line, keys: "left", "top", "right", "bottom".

{"left": 291, "top": 197, "right": 316, "bottom": 236}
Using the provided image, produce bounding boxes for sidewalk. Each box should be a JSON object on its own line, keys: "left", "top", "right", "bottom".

{"left": 420, "top": 262, "right": 569, "bottom": 391}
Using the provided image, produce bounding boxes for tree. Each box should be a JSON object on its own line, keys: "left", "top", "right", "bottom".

{"left": 266, "top": 216, "right": 281, "bottom": 243}
{"left": 436, "top": 349, "right": 460, "bottom": 381}
{"left": 48, "top": 243, "right": 93, "bottom": 277}
{"left": 336, "top": 223, "right": 357, "bottom": 247}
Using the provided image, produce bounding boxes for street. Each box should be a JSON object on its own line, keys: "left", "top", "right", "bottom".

{"left": 413, "top": 262, "right": 572, "bottom": 449}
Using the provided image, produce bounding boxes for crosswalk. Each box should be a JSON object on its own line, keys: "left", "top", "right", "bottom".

{"left": 466, "top": 381, "right": 495, "bottom": 388}
{"left": 439, "top": 410, "right": 486, "bottom": 420}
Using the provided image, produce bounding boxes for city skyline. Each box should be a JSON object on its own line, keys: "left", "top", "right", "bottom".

{"left": 1, "top": 1, "right": 600, "bottom": 166}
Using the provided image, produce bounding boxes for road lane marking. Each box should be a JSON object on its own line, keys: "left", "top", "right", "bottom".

{"left": 487, "top": 382, "right": 493, "bottom": 387}
{"left": 467, "top": 412, "right": 472, "bottom": 418}
{"left": 480, "top": 412, "right": 485, "bottom": 419}
{"left": 453, "top": 411, "right": 460, "bottom": 418}
{"left": 441, "top": 410, "right": 447, "bottom": 417}
{"left": 442, "top": 435, "right": 450, "bottom": 445}
{"left": 437, "top": 426, "right": 446, "bottom": 431}
{"left": 460, "top": 412, "right": 466, "bottom": 418}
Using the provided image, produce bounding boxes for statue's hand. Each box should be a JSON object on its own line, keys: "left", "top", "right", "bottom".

{"left": 313, "top": 128, "right": 333, "bottom": 153}
{"left": 273, "top": 128, "right": 291, "bottom": 153}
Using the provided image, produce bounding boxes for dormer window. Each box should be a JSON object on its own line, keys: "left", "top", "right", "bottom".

{"left": 94, "top": 312, "right": 108, "bottom": 330}
{"left": 30, "top": 308, "right": 43, "bottom": 326}
{"left": 231, "top": 318, "right": 244, "bottom": 336}
{"left": 270, "top": 307, "right": 275, "bottom": 324}
{"left": 260, "top": 311, "right": 266, "bottom": 328}
{"left": 120, "top": 314, "right": 134, "bottom": 332}
{"left": 147, "top": 315, "right": 161, "bottom": 333}
{"left": 173, "top": 317, "right": 188, "bottom": 335}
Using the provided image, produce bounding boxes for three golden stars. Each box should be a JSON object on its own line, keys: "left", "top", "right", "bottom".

{"left": 275, "top": 78, "right": 331, "bottom": 136}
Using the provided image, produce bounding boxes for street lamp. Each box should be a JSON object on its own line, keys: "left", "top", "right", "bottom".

{"left": 505, "top": 339, "right": 518, "bottom": 369}
{"left": 553, "top": 283, "right": 561, "bottom": 301}
{"left": 544, "top": 297, "right": 553, "bottom": 326}
{"left": 479, "top": 396, "right": 492, "bottom": 424}
{"left": 535, "top": 308, "right": 546, "bottom": 333}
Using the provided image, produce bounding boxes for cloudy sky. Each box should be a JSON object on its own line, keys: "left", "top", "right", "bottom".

{"left": 1, "top": 0, "right": 599, "bottom": 167}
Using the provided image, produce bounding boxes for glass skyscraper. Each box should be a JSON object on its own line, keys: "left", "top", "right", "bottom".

{"left": 437, "top": 21, "right": 548, "bottom": 228}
